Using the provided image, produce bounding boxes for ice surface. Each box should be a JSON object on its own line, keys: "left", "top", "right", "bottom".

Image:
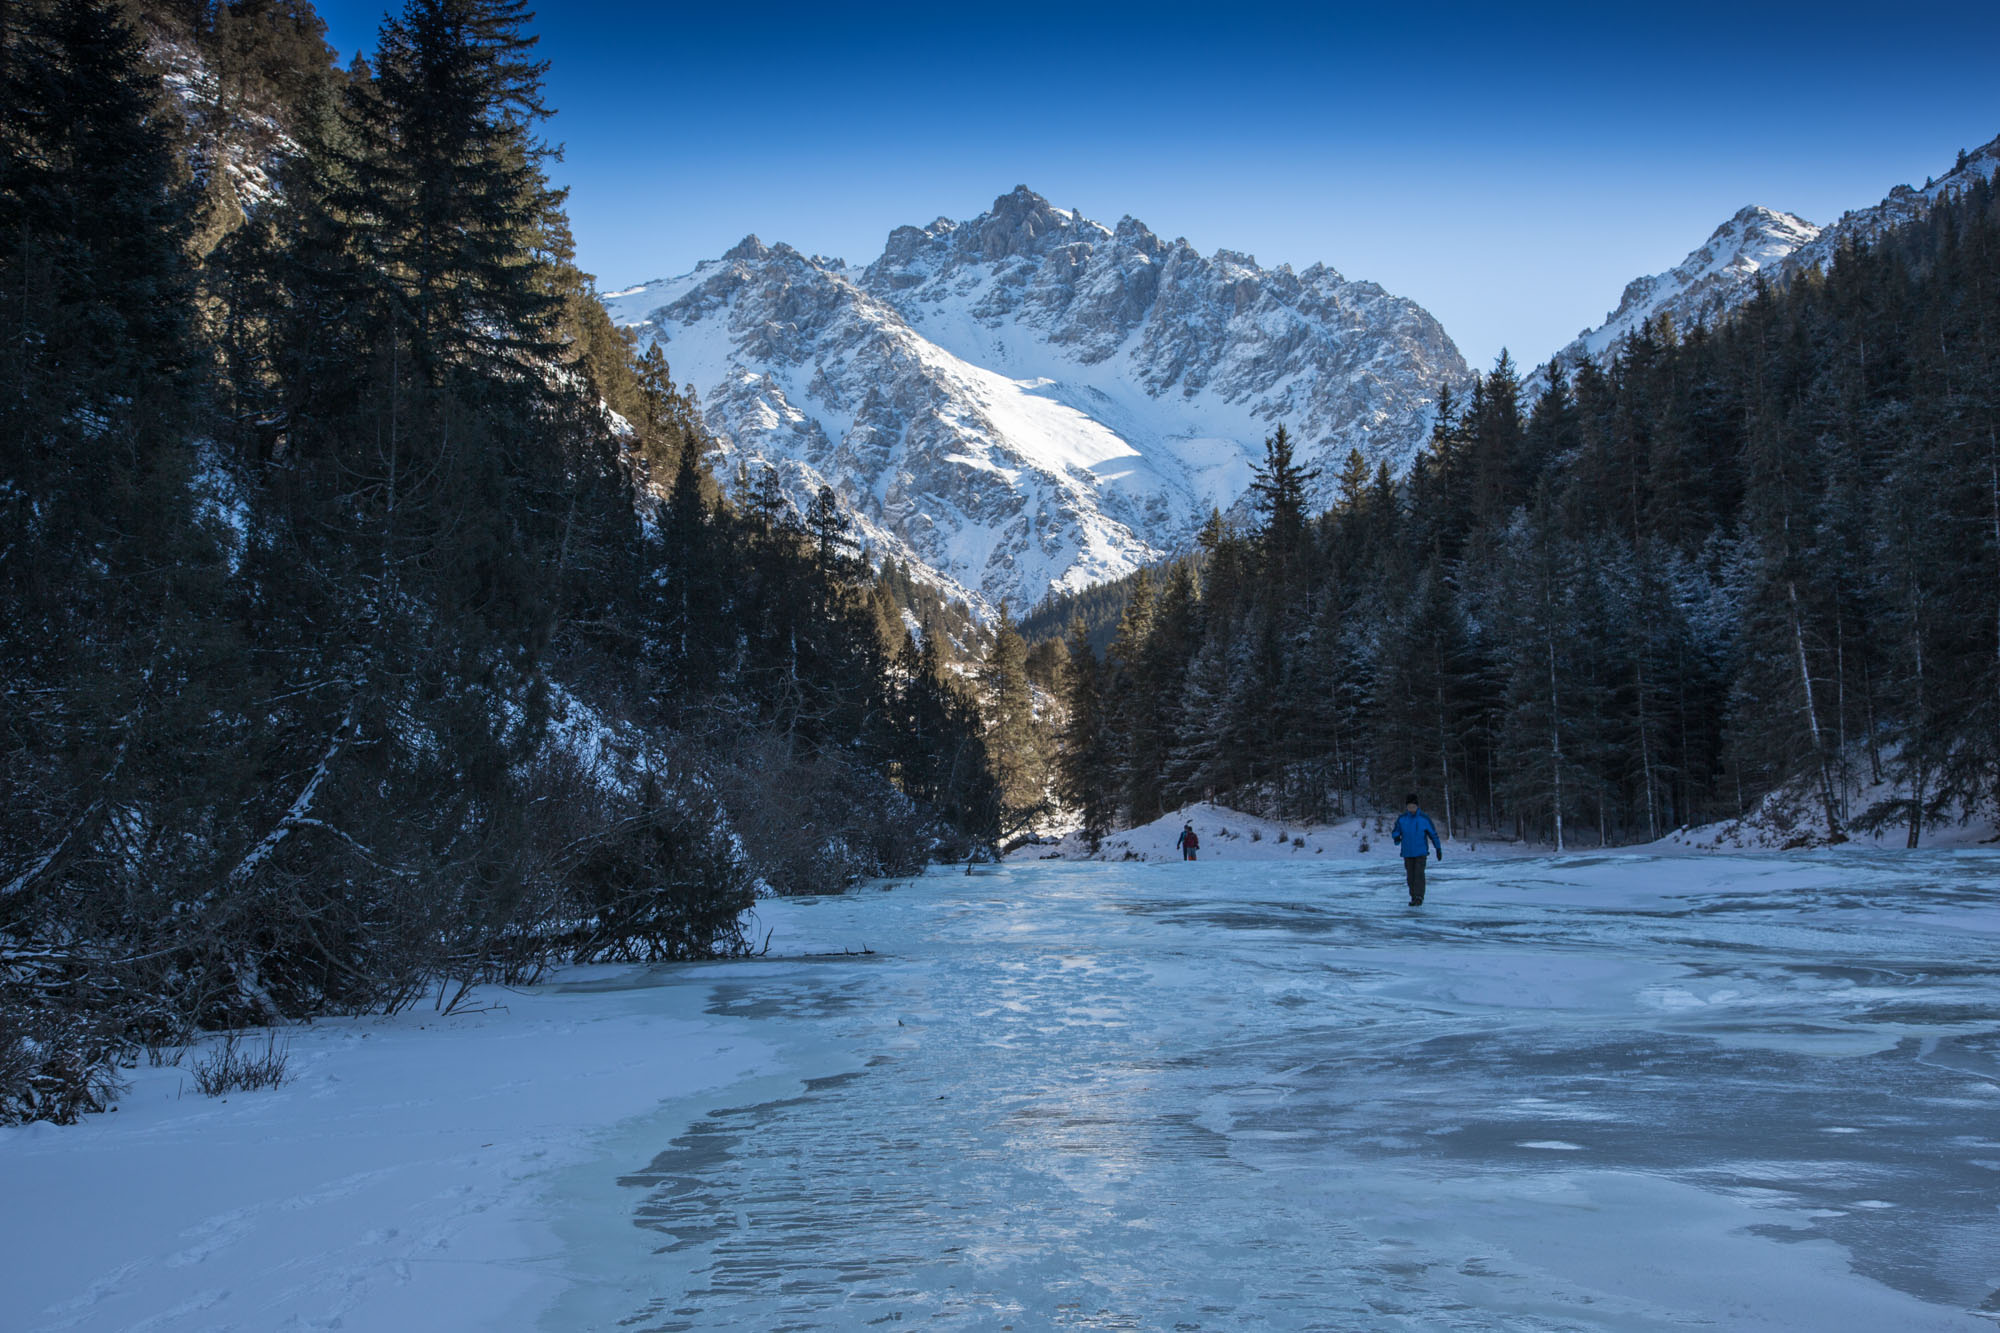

{"left": 6, "top": 852, "right": 1997, "bottom": 1331}
{"left": 551, "top": 851, "right": 1999, "bottom": 1331}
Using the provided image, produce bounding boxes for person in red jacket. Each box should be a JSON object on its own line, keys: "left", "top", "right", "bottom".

{"left": 1175, "top": 822, "right": 1200, "bottom": 860}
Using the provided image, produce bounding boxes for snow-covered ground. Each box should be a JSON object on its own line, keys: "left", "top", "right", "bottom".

{"left": 1036, "top": 796, "right": 1998, "bottom": 863}
{"left": 1656, "top": 770, "right": 1999, "bottom": 853}
{"left": 6, "top": 849, "right": 1999, "bottom": 1330}
{"left": 0, "top": 973, "right": 778, "bottom": 1332}
{"left": 1022, "top": 800, "right": 1549, "bottom": 863}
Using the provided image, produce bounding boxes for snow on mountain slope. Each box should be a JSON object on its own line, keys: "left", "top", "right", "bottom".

{"left": 606, "top": 188, "right": 1468, "bottom": 614}
{"left": 1545, "top": 205, "right": 1821, "bottom": 374}
{"left": 1542, "top": 132, "right": 2000, "bottom": 381}
{"left": 1792, "top": 132, "right": 2000, "bottom": 270}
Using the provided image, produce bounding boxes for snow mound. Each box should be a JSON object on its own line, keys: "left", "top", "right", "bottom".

{"left": 1653, "top": 764, "right": 1999, "bottom": 853}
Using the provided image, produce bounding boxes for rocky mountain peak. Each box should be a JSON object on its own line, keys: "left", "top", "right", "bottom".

{"left": 1725, "top": 203, "right": 1802, "bottom": 230}
{"left": 1111, "top": 214, "right": 1164, "bottom": 251}
{"left": 868, "top": 185, "right": 1111, "bottom": 286}
{"left": 608, "top": 190, "right": 1468, "bottom": 615}
{"left": 1533, "top": 204, "right": 1820, "bottom": 384}
{"left": 973, "top": 184, "right": 1078, "bottom": 258}
{"left": 1708, "top": 205, "right": 1819, "bottom": 256}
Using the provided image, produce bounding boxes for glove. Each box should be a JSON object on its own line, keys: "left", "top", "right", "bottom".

{"left": 1434, "top": 848, "right": 1443, "bottom": 860}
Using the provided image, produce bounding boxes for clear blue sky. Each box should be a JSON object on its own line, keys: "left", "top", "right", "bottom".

{"left": 312, "top": 1, "right": 2000, "bottom": 372}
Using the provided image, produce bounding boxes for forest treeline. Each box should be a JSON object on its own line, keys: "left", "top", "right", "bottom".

{"left": 1058, "top": 172, "right": 2000, "bottom": 853}
{"left": 1, "top": 0, "right": 997, "bottom": 1123}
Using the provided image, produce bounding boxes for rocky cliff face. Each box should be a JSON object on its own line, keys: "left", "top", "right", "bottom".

{"left": 605, "top": 188, "right": 1469, "bottom": 615}
{"left": 1543, "top": 132, "right": 2000, "bottom": 380}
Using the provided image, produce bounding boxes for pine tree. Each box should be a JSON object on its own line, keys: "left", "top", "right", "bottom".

{"left": 1164, "top": 634, "right": 1233, "bottom": 802}
{"left": 1140, "top": 561, "right": 1201, "bottom": 810}
{"left": 1467, "top": 352, "right": 1527, "bottom": 528}
{"left": 1057, "top": 623, "right": 1114, "bottom": 851}
{"left": 981, "top": 607, "right": 1047, "bottom": 834}
{"left": 1483, "top": 501, "right": 1590, "bottom": 847}
{"left": 1104, "top": 569, "right": 1158, "bottom": 823}
{"left": 653, "top": 425, "right": 722, "bottom": 695}
{"left": 0, "top": 0, "right": 240, "bottom": 1113}
{"left": 343, "top": 0, "right": 564, "bottom": 379}
{"left": 1249, "top": 423, "right": 1319, "bottom": 572}
{"left": 890, "top": 631, "right": 997, "bottom": 843}
{"left": 806, "top": 484, "right": 857, "bottom": 573}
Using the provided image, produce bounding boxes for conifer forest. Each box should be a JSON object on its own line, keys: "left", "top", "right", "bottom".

{"left": 1, "top": 0, "right": 996, "bottom": 1122}
{"left": 1050, "top": 191, "right": 2000, "bottom": 856}
{"left": 4, "top": 0, "right": 1999, "bottom": 1132}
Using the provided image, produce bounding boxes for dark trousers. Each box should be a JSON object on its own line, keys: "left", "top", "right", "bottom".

{"left": 1404, "top": 855, "right": 1427, "bottom": 903}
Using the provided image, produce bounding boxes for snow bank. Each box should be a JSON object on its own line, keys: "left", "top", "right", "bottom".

{"left": 1653, "top": 763, "right": 1998, "bottom": 853}
{"left": 0, "top": 970, "right": 778, "bottom": 1333}
{"left": 1019, "top": 800, "right": 1541, "bottom": 863}
{"left": 1023, "top": 788, "right": 1999, "bottom": 866}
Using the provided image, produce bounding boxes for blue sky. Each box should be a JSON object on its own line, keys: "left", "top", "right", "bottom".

{"left": 313, "top": 1, "right": 2000, "bottom": 372}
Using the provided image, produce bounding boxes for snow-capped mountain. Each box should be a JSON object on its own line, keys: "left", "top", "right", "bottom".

{"left": 605, "top": 187, "right": 1467, "bottom": 614}
{"left": 1545, "top": 132, "right": 2000, "bottom": 378}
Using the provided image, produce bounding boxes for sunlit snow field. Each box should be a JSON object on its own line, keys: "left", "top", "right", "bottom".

{"left": 550, "top": 852, "right": 2000, "bottom": 1331}
{"left": 5, "top": 850, "right": 1998, "bottom": 1331}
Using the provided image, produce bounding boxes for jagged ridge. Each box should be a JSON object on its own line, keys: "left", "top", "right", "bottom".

{"left": 606, "top": 187, "right": 1469, "bottom": 614}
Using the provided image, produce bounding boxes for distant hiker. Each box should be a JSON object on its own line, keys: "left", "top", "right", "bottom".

{"left": 1391, "top": 794, "right": 1442, "bottom": 905}
{"left": 1176, "top": 822, "right": 1200, "bottom": 861}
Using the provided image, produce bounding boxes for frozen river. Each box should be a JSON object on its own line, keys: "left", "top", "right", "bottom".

{"left": 545, "top": 851, "right": 2000, "bottom": 1331}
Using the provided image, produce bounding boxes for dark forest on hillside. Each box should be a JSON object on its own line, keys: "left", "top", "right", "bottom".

{"left": 0, "top": 0, "right": 997, "bottom": 1123}
{"left": 1058, "top": 178, "right": 2000, "bottom": 853}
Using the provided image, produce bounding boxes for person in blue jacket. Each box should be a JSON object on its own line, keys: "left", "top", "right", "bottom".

{"left": 1391, "top": 793, "right": 1442, "bottom": 905}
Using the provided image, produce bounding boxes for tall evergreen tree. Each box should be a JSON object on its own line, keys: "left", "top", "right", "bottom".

{"left": 1248, "top": 423, "right": 1319, "bottom": 575}
{"left": 981, "top": 607, "right": 1047, "bottom": 834}
{"left": 1, "top": 0, "right": 239, "bottom": 1115}
{"left": 1057, "top": 623, "right": 1114, "bottom": 851}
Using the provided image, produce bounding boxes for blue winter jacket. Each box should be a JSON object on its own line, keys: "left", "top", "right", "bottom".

{"left": 1392, "top": 810, "right": 1442, "bottom": 858}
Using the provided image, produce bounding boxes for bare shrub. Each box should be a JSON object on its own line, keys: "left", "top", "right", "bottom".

{"left": 191, "top": 1030, "right": 290, "bottom": 1096}
{"left": 717, "top": 734, "right": 943, "bottom": 895}
{"left": 564, "top": 774, "right": 754, "bottom": 961}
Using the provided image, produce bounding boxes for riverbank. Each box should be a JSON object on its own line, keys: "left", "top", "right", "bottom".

{"left": 0, "top": 962, "right": 782, "bottom": 1332}
{"left": 1021, "top": 798, "right": 2000, "bottom": 863}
